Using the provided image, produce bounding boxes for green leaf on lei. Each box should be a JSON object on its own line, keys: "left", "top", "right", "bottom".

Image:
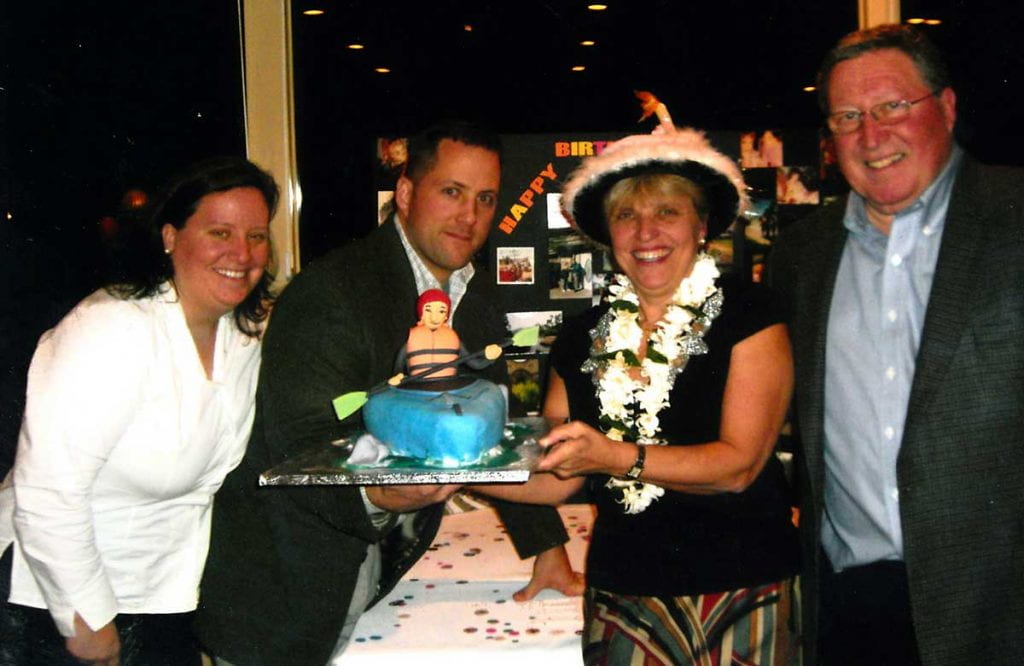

{"left": 609, "top": 300, "right": 639, "bottom": 313}
{"left": 645, "top": 346, "right": 668, "bottom": 364}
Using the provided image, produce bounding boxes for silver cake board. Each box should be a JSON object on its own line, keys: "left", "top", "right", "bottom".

{"left": 259, "top": 416, "right": 548, "bottom": 486}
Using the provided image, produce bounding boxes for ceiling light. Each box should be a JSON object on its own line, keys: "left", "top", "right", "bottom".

{"left": 347, "top": 43, "right": 365, "bottom": 50}
{"left": 803, "top": 86, "right": 817, "bottom": 92}
{"left": 375, "top": 67, "right": 391, "bottom": 74}
{"left": 587, "top": 4, "right": 608, "bottom": 11}
{"left": 463, "top": 24, "right": 473, "bottom": 32}
{"left": 925, "top": 19, "right": 942, "bottom": 25}
{"left": 303, "top": 9, "right": 324, "bottom": 16}
{"left": 572, "top": 65, "right": 586, "bottom": 72}
{"left": 907, "top": 18, "right": 925, "bottom": 24}
{"left": 580, "top": 40, "right": 596, "bottom": 46}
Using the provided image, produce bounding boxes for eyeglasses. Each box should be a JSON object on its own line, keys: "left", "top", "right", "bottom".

{"left": 826, "top": 90, "right": 940, "bottom": 135}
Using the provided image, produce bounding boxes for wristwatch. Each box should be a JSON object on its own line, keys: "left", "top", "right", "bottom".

{"left": 624, "top": 444, "right": 646, "bottom": 480}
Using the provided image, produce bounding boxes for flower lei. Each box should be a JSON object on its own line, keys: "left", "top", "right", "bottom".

{"left": 581, "top": 253, "right": 722, "bottom": 514}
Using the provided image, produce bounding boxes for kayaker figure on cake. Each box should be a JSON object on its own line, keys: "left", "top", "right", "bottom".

{"left": 389, "top": 288, "right": 502, "bottom": 390}
{"left": 333, "top": 289, "right": 540, "bottom": 465}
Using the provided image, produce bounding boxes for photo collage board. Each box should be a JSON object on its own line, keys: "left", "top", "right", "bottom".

{"left": 375, "top": 129, "right": 845, "bottom": 416}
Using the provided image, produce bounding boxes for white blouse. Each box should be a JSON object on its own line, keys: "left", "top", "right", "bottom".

{"left": 0, "top": 285, "right": 260, "bottom": 636}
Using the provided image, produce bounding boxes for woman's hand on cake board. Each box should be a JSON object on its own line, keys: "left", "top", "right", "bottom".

{"left": 537, "top": 421, "right": 634, "bottom": 479}
{"left": 366, "top": 483, "right": 462, "bottom": 513}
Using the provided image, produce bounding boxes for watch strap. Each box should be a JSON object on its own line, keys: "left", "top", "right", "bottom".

{"left": 624, "top": 444, "right": 646, "bottom": 480}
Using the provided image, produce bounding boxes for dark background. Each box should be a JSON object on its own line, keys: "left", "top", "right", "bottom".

{"left": 2, "top": 0, "right": 1023, "bottom": 468}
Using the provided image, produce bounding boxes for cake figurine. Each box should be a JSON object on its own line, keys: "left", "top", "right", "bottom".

{"left": 360, "top": 289, "right": 508, "bottom": 466}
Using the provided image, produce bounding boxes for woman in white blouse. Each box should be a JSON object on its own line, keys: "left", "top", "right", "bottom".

{"left": 0, "top": 156, "right": 278, "bottom": 665}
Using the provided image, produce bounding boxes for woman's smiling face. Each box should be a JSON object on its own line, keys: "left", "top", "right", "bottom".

{"left": 607, "top": 183, "right": 706, "bottom": 307}
{"left": 163, "top": 186, "right": 270, "bottom": 325}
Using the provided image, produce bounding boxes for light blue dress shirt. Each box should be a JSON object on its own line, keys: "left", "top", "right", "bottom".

{"left": 821, "top": 147, "right": 963, "bottom": 571}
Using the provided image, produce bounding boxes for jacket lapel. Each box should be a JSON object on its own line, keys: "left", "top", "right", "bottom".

{"left": 795, "top": 203, "right": 849, "bottom": 499}
{"left": 902, "top": 157, "right": 987, "bottom": 441}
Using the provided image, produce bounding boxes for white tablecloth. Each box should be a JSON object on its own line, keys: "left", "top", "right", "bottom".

{"left": 339, "top": 504, "right": 594, "bottom": 665}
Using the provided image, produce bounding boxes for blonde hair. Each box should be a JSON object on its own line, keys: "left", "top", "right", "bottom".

{"left": 602, "top": 173, "right": 708, "bottom": 226}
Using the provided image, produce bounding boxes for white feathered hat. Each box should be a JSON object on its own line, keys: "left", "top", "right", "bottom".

{"left": 560, "top": 128, "right": 748, "bottom": 247}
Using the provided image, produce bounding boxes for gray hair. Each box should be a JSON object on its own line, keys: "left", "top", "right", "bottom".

{"left": 816, "top": 24, "right": 952, "bottom": 115}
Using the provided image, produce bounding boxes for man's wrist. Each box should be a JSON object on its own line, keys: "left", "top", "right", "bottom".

{"left": 361, "top": 486, "right": 394, "bottom": 528}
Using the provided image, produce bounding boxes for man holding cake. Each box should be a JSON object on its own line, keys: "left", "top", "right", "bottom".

{"left": 195, "top": 120, "right": 578, "bottom": 665}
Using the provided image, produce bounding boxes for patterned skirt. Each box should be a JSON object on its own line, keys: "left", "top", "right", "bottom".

{"left": 582, "top": 578, "right": 800, "bottom": 666}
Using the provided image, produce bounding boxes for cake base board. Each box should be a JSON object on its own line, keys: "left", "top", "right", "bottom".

{"left": 259, "top": 416, "right": 549, "bottom": 486}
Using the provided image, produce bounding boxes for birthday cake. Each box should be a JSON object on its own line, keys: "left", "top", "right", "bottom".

{"left": 334, "top": 289, "right": 533, "bottom": 468}
{"left": 362, "top": 378, "right": 507, "bottom": 466}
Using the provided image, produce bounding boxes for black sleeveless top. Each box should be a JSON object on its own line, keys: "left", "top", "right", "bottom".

{"left": 550, "top": 277, "right": 799, "bottom": 595}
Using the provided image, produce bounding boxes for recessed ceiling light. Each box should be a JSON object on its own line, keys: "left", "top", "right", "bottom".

{"left": 347, "top": 43, "right": 365, "bottom": 50}
{"left": 907, "top": 17, "right": 925, "bottom": 24}
{"left": 587, "top": 4, "right": 608, "bottom": 11}
{"left": 925, "top": 19, "right": 942, "bottom": 25}
{"left": 303, "top": 9, "right": 324, "bottom": 16}
{"left": 463, "top": 24, "right": 473, "bottom": 32}
{"left": 803, "top": 86, "right": 817, "bottom": 92}
{"left": 375, "top": 67, "right": 391, "bottom": 74}
{"left": 572, "top": 65, "right": 586, "bottom": 72}
{"left": 580, "top": 40, "right": 596, "bottom": 46}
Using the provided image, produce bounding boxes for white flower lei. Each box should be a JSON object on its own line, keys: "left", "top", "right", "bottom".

{"left": 581, "top": 253, "right": 722, "bottom": 514}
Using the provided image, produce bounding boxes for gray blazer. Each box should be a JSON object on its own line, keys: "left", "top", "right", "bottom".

{"left": 770, "top": 155, "right": 1024, "bottom": 665}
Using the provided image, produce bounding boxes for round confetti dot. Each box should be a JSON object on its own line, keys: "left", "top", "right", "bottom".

{"left": 526, "top": 628, "right": 540, "bottom": 634}
{"left": 456, "top": 580, "right": 469, "bottom": 585}
{"left": 474, "top": 609, "right": 489, "bottom": 616}
{"left": 370, "top": 635, "right": 382, "bottom": 641}
{"left": 463, "top": 627, "right": 478, "bottom": 634}
{"left": 486, "top": 628, "right": 497, "bottom": 634}
{"left": 398, "top": 614, "right": 410, "bottom": 619}
{"left": 487, "top": 618, "right": 499, "bottom": 624}
{"left": 425, "top": 583, "right": 436, "bottom": 589}
{"left": 388, "top": 600, "right": 406, "bottom": 607}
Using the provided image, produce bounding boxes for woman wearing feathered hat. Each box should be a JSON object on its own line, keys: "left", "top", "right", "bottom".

{"left": 481, "top": 120, "right": 799, "bottom": 664}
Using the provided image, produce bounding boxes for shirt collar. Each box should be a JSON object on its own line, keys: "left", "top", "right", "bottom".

{"left": 393, "top": 214, "right": 476, "bottom": 316}
{"left": 844, "top": 144, "right": 964, "bottom": 238}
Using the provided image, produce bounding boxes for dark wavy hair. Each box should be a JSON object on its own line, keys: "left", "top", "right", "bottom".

{"left": 403, "top": 119, "right": 503, "bottom": 183}
{"left": 106, "top": 156, "right": 280, "bottom": 337}
{"left": 816, "top": 23, "right": 952, "bottom": 116}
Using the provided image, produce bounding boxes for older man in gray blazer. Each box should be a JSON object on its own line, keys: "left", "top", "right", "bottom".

{"left": 771, "top": 24, "right": 1024, "bottom": 665}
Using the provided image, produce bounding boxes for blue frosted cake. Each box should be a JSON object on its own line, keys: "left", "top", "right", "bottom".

{"left": 363, "top": 378, "right": 507, "bottom": 466}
